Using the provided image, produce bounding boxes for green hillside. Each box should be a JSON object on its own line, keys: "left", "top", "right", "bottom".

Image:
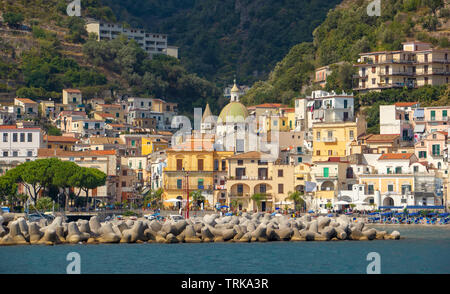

{"left": 101, "top": 0, "right": 341, "bottom": 85}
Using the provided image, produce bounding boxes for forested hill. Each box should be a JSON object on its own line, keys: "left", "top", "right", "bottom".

{"left": 0, "top": 0, "right": 223, "bottom": 115}
{"left": 102, "top": 0, "right": 342, "bottom": 85}
{"left": 241, "top": 0, "right": 450, "bottom": 107}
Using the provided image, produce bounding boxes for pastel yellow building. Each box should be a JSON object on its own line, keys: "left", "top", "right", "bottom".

{"left": 162, "top": 137, "right": 233, "bottom": 208}
{"left": 142, "top": 137, "right": 169, "bottom": 156}
{"left": 312, "top": 117, "right": 366, "bottom": 161}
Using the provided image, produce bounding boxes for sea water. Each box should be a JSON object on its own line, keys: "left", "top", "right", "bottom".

{"left": 0, "top": 225, "right": 449, "bottom": 274}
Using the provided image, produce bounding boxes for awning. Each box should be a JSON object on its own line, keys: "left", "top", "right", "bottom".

{"left": 414, "top": 124, "right": 425, "bottom": 133}
{"left": 413, "top": 109, "right": 424, "bottom": 118}
{"left": 379, "top": 206, "right": 403, "bottom": 209}
{"left": 406, "top": 205, "right": 445, "bottom": 209}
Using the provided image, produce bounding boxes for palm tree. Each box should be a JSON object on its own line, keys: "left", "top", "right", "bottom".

{"left": 230, "top": 199, "right": 242, "bottom": 212}
{"left": 251, "top": 193, "right": 266, "bottom": 212}
{"left": 287, "top": 190, "right": 305, "bottom": 212}
{"left": 191, "top": 190, "right": 205, "bottom": 209}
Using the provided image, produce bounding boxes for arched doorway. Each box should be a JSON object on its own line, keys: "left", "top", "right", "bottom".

{"left": 176, "top": 196, "right": 183, "bottom": 210}
{"left": 321, "top": 181, "right": 334, "bottom": 191}
{"left": 383, "top": 197, "right": 394, "bottom": 206}
{"left": 364, "top": 197, "right": 375, "bottom": 205}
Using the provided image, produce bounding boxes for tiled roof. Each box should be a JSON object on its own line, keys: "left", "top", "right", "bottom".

{"left": 45, "top": 136, "right": 79, "bottom": 143}
{"left": 98, "top": 104, "right": 121, "bottom": 108}
{"left": 0, "top": 125, "right": 40, "bottom": 130}
{"left": 15, "top": 98, "right": 37, "bottom": 104}
{"left": 314, "top": 157, "right": 349, "bottom": 163}
{"left": 365, "top": 134, "right": 400, "bottom": 142}
{"left": 89, "top": 137, "right": 124, "bottom": 145}
{"left": 394, "top": 102, "right": 418, "bottom": 107}
{"left": 228, "top": 151, "right": 272, "bottom": 160}
{"left": 63, "top": 89, "right": 81, "bottom": 93}
{"left": 38, "top": 149, "right": 116, "bottom": 157}
{"left": 378, "top": 153, "right": 414, "bottom": 160}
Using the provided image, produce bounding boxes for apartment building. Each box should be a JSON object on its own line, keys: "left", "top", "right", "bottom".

{"left": 0, "top": 125, "right": 43, "bottom": 165}
{"left": 354, "top": 41, "right": 449, "bottom": 92}
{"left": 14, "top": 98, "right": 38, "bottom": 118}
{"left": 85, "top": 19, "right": 178, "bottom": 58}
{"left": 62, "top": 89, "right": 82, "bottom": 105}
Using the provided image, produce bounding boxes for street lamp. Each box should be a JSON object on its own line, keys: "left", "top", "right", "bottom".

{"left": 182, "top": 168, "right": 190, "bottom": 219}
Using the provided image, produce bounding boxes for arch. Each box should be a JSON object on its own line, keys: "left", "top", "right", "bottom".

{"left": 295, "top": 185, "right": 305, "bottom": 193}
{"left": 254, "top": 183, "right": 272, "bottom": 195}
{"left": 340, "top": 196, "right": 352, "bottom": 202}
{"left": 229, "top": 183, "right": 251, "bottom": 197}
{"left": 383, "top": 196, "right": 394, "bottom": 206}
{"left": 321, "top": 181, "right": 334, "bottom": 191}
{"left": 364, "top": 197, "right": 375, "bottom": 204}
{"left": 176, "top": 195, "right": 183, "bottom": 210}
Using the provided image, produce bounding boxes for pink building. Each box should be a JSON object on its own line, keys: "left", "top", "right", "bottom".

{"left": 414, "top": 130, "right": 447, "bottom": 170}
{"left": 413, "top": 106, "right": 450, "bottom": 137}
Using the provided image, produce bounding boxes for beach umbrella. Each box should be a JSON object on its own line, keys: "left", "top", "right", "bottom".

{"left": 352, "top": 200, "right": 369, "bottom": 205}
{"left": 164, "top": 199, "right": 182, "bottom": 203}
{"left": 275, "top": 201, "right": 294, "bottom": 205}
{"left": 368, "top": 212, "right": 378, "bottom": 215}
{"left": 221, "top": 205, "right": 229, "bottom": 208}
{"left": 334, "top": 201, "right": 350, "bottom": 205}
{"left": 439, "top": 213, "right": 449, "bottom": 217}
{"left": 308, "top": 210, "right": 314, "bottom": 213}
{"left": 327, "top": 214, "right": 334, "bottom": 217}
{"left": 408, "top": 212, "right": 419, "bottom": 216}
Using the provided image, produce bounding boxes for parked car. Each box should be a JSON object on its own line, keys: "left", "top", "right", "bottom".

{"left": 27, "top": 213, "right": 55, "bottom": 222}
{"left": 168, "top": 215, "right": 184, "bottom": 222}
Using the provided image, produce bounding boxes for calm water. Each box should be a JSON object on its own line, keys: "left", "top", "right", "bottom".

{"left": 1, "top": 226, "right": 449, "bottom": 274}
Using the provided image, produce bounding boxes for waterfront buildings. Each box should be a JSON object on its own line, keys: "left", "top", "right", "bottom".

{"left": 354, "top": 41, "right": 450, "bottom": 92}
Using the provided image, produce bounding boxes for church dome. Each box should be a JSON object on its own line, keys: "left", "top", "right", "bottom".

{"left": 218, "top": 101, "right": 249, "bottom": 124}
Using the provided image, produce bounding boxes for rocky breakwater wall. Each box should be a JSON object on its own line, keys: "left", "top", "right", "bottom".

{"left": 0, "top": 212, "right": 401, "bottom": 245}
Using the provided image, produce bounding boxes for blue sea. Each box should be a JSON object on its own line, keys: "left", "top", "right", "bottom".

{"left": 1, "top": 225, "right": 449, "bottom": 274}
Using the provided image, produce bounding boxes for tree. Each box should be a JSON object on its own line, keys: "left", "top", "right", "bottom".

{"left": 52, "top": 161, "right": 81, "bottom": 211}
{"left": 34, "top": 196, "right": 57, "bottom": 211}
{"left": 0, "top": 175, "right": 18, "bottom": 210}
{"left": 191, "top": 190, "right": 205, "bottom": 209}
{"left": 72, "top": 167, "right": 106, "bottom": 211}
{"left": 287, "top": 191, "right": 305, "bottom": 212}
{"left": 230, "top": 199, "right": 242, "bottom": 212}
{"left": 251, "top": 193, "right": 267, "bottom": 212}
{"left": 3, "top": 12, "right": 24, "bottom": 28}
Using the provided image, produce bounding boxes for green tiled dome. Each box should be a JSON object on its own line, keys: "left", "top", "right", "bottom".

{"left": 218, "top": 102, "right": 249, "bottom": 123}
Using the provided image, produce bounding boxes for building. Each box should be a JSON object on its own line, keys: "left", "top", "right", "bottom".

{"left": 141, "top": 137, "right": 169, "bottom": 156}
{"left": 354, "top": 41, "right": 450, "bottom": 92}
{"left": 415, "top": 130, "right": 447, "bottom": 170}
{"left": 14, "top": 98, "right": 38, "bottom": 118}
{"left": 38, "top": 149, "right": 118, "bottom": 204}
{"left": 226, "top": 151, "right": 296, "bottom": 212}
{"left": 62, "top": 89, "right": 82, "bottom": 105}
{"left": 85, "top": 19, "right": 178, "bottom": 58}
{"left": 44, "top": 135, "right": 79, "bottom": 151}
{"left": 95, "top": 104, "right": 126, "bottom": 122}
{"left": 350, "top": 134, "right": 401, "bottom": 154}
{"left": 314, "top": 65, "right": 332, "bottom": 88}
{"left": 162, "top": 137, "right": 233, "bottom": 209}
{"left": 312, "top": 117, "right": 366, "bottom": 162}
{"left": 0, "top": 125, "right": 43, "bottom": 172}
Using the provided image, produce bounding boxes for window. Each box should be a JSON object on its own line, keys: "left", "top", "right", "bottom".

{"left": 198, "top": 179, "right": 204, "bottom": 189}
{"left": 443, "top": 110, "right": 447, "bottom": 118}
{"left": 176, "top": 159, "right": 183, "bottom": 171}
{"left": 278, "top": 184, "right": 284, "bottom": 194}
{"left": 197, "top": 159, "right": 204, "bottom": 171}
{"left": 12, "top": 151, "right": 18, "bottom": 157}
{"left": 13, "top": 133, "right": 17, "bottom": 142}
{"left": 131, "top": 140, "right": 135, "bottom": 147}
{"left": 213, "top": 160, "right": 219, "bottom": 171}
{"left": 413, "top": 166, "right": 419, "bottom": 173}
{"left": 316, "top": 150, "right": 320, "bottom": 156}
{"left": 349, "top": 130, "right": 354, "bottom": 140}
{"left": 297, "top": 157, "right": 303, "bottom": 163}
{"left": 121, "top": 181, "right": 126, "bottom": 187}
{"left": 388, "top": 184, "right": 394, "bottom": 192}
{"left": 2, "top": 133, "right": 7, "bottom": 142}
{"left": 344, "top": 100, "right": 348, "bottom": 108}
{"left": 237, "top": 184, "right": 243, "bottom": 196}
{"left": 316, "top": 132, "right": 320, "bottom": 141}
{"left": 328, "top": 150, "right": 332, "bottom": 156}
{"left": 372, "top": 78, "right": 376, "bottom": 85}
{"left": 431, "top": 110, "right": 436, "bottom": 121}
{"left": 259, "top": 184, "right": 266, "bottom": 193}
{"left": 237, "top": 160, "right": 243, "bottom": 166}
{"left": 368, "top": 185, "right": 374, "bottom": 195}
{"left": 387, "top": 167, "right": 391, "bottom": 174}
{"left": 297, "top": 147, "right": 302, "bottom": 153}
{"left": 27, "top": 133, "right": 32, "bottom": 142}
{"left": 395, "top": 167, "right": 402, "bottom": 174}
{"left": 432, "top": 144, "right": 440, "bottom": 156}
{"left": 27, "top": 151, "right": 32, "bottom": 157}
{"left": 221, "top": 160, "right": 226, "bottom": 171}
{"left": 176, "top": 179, "right": 182, "bottom": 189}
{"left": 419, "top": 151, "right": 427, "bottom": 158}
{"left": 278, "top": 170, "right": 283, "bottom": 177}
{"left": 20, "top": 133, "right": 25, "bottom": 142}
{"left": 2, "top": 151, "right": 7, "bottom": 157}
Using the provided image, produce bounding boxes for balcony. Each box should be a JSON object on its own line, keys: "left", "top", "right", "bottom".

{"left": 313, "top": 172, "right": 339, "bottom": 180}
{"left": 322, "top": 137, "right": 337, "bottom": 143}
{"left": 229, "top": 176, "right": 273, "bottom": 181}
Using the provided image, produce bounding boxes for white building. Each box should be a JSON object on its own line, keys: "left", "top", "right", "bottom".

{"left": 0, "top": 125, "right": 43, "bottom": 168}
{"left": 86, "top": 19, "right": 178, "bottom": 58}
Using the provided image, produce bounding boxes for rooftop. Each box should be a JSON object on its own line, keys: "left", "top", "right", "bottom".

{"left": 378, "top": 153, "right": 414, "bottom": 160}
{"left": 38, "top": 149, "right": 116, "bottom": 157}
{"left": 15, "top": 98, "right": 37, "bottom": 104}
{"left": 44, "top": 136, "right": 79, "bottom": 143}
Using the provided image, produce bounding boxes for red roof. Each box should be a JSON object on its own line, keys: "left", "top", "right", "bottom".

{"left": 250, "top": 103, "right": 289, "bottom": 109}
{"left": 378, "top": 153, "right": 414, "bottom": 160}
{"left": 394, "top": 102, "right": 418, "bottom": 107}
{"left": 0, "top": 125, "right": 40, "bottom": 130}
{"left": 44, "top": 136, "right": 79, "bottom": 143}
{"left": 15, "top": 98, "right": 37, "bottom": 104}
{"left": 64, "top": 89, "right": 81, "bottom": 93}
{"left": 38, "top": 149, "right": 116, "bottom": 157}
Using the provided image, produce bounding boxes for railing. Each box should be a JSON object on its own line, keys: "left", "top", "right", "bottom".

{"left": 229, "top": 176, "right": 273, "bottom": 181}
{"left": 313, "top": 172, "right": 339, "bottom": 179}
{"left": 322, "top": 137, "right": 337, "bottom": 143}
{"left": 164, "top": 184, "right": 214, "bottom": 190}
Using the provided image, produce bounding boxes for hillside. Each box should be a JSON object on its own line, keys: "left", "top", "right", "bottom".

{"left": 0, "top": 0, "right": 223, "bottom": 115}
{"left": 240, "top": 0, "right": 450, "bottom": 130}
{"left": 102, "top": 0, "right": 341, "bottom": 85}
